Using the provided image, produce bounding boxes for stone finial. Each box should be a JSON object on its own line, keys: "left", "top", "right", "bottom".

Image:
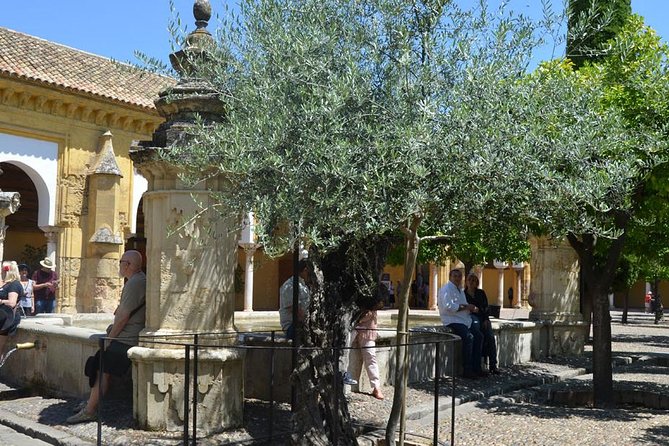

{"left": 90, "top": 130, "right": 122, "bottom": 176}
{"left": 194, "top": 0, "right": 212, "bottom": 28}
{"left": 170, "top": 0, "right": 214, "bottom": 75}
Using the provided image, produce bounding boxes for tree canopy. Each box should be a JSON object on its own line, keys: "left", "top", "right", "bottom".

{"left": 158, "top": 0, "right": 669, "bottom": 437}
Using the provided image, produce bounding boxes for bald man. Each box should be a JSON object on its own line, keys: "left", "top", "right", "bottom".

{"left": 67, "top": 250, "right": 146, "bottom": 424}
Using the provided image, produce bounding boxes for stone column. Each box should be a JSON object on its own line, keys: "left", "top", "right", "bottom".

{"left": 493, "top": 260, "right": 507, "bottom": 307}
{"left": 39, "top": 226, "right": 61, "bottom": 261}
{"left": 240, "top": 244, "right": 258, "bottom": 312}
{"left": 127, "top": 1, "right": 244, "bottom": 434}
{"left": 428, "top": 263, "right": 438, "bottom": 310}
{"left": 528, "top": 236, "right": 585, "bottom": 356}
{"left": 512, "top": 262, "right": 525, "bottom": 308}
{"left": 0, "top": 192, "right": 20, "bottom": 261}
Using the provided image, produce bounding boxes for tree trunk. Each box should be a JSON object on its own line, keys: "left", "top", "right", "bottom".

{"left": 290, "top": 236, "right": 392, "bottom": 445}
{"left": 568, "top": 231, "right": 628, "bottom": 408}
{"left": 386, "top": 216, "right": 421, "bottom": 446}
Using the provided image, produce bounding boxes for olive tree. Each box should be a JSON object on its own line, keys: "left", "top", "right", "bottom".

{"left": 158, "top": 0, "right": 635, "bottom": 441}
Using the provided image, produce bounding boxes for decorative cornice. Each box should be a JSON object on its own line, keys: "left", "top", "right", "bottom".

{"left": 0, "top": 81, "right": 162, "bottom": 134}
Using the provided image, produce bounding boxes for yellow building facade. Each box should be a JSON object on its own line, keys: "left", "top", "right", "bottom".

{"left": 0, "top": 26, "right": 174, "bottom": 312}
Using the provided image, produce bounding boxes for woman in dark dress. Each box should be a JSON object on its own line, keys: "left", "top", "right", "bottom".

{"left": 464, "top": 273, "right": 500, "bottom": 374}
{"left": 0, "top": 261, "right": 23, "bottom": 359}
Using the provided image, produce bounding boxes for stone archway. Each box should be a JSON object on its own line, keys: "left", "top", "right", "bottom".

{"left": 0, "top": 161, "right": 44, "bottom": 266}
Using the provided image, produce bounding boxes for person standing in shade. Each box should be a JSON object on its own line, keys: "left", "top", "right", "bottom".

{"left": 66, "top": 250, "right": 146, "bottom": 424}
{"left": 278, "top": 260, "right": 312, "bottom": 340}
{"left": 18, "top": 264, "right": 35, "bottom": 317}
{"left": 32, "top": 257, "right": 58, "bottom": 314}
{"left": 437, "top": 268, "right": 484, "bottom": 379}
{"left": 465, "top": 273, "right": 500, "bottom": 374}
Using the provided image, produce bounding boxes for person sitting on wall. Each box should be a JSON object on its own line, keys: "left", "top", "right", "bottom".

{"left": 66, "top": 250, "right": 146, "bottom": 424}
{"left": 32, "top": 257, "right": 58, "bottom": 314}
{"left": 437, "top": 268, "right": 484, "bottom": 379}
{"left": 464, "top": 273, "right": 500, "bottom": 374}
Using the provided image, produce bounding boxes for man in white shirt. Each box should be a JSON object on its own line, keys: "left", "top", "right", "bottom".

{"left": 437, "top": 268, "right": 484, "bottom": 378}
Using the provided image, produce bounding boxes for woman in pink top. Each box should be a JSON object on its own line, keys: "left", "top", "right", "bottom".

{"left": 353, "top": 306, "right": 384, "bottom": 400}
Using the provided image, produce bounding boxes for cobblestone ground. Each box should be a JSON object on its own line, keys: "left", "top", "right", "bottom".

{"left": 0, "top": 310, "right": 666, "bottom": 445}
{"left": 408, "top": 311, "right": 669, "bottom": 446}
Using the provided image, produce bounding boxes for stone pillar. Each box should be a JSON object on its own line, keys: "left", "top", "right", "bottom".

{"left": 493, "top": 260, "right": 507, "bottom": 307}
{"left": 428, "top": 263, "right": 438, "bottom": 310}
{"left": 240, "top": 244, "right": 258, "bottom": 312}
{"left": 512, "top": 262, "right": 525, "bottom": 308}
{"left": 39, "top": 226, "right": 61, "bottom": 261}
{"left": 528, "top": 237, "right": 585, "bottom": 356}
{"left": 127, "top": 1, "right": 244, "bottom": 434}
{"left": 83, "top": 131, "right": 125, "bottom": 313}
{"left": 0, "top": 191, "right": 20, "bottom": 261}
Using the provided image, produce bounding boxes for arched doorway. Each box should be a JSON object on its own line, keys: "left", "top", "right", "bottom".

{"left": 0, "top": 161, "right": 44, "bottom": 267}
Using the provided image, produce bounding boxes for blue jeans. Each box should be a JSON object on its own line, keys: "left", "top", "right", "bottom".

{"left": 35, "top": 299, "right": 56, "bottom": 314}
{"left": 448, "top": 319, "right": 483, "bottom": 375}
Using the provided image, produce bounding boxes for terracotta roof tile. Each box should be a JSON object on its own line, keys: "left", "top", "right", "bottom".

{"left": 0, "top": 27, "right": 176, "bottom": 110}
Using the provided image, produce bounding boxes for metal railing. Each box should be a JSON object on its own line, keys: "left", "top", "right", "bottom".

{"left": 93, "top": 328, "right": 459, "bottom": 446}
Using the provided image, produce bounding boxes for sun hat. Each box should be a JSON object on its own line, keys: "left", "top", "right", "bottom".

{"left": 39, "top": 257, "right": 55, "bottom": 270}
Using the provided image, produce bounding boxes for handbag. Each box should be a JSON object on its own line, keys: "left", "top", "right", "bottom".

{"left": 0, "top": 304, "right": 15, "bottom": 332}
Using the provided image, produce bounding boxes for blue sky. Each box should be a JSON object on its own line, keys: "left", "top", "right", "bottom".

{"left": 0, "top": 1, "right": 666, "bottom": 67}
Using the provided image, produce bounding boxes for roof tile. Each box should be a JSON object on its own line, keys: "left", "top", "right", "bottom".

{"left": 0, "top": 27, "right": 176, "bottom": 110}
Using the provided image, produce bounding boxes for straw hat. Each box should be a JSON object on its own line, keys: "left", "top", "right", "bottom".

{"left": 39, "top": 257, "right": 55, "bottom": 270}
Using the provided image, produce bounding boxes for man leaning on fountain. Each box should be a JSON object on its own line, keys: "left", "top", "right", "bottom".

{"left": 66, "top": 250, "right": 146, "bottom": 424}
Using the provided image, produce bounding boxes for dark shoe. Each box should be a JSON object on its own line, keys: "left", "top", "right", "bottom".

{"left": 477, "top": 370, "right": 489, "bottom": 378}
{"left": 462, "top": 372, "right": 479, "bottom": 380}
{"left": 490, "top": 366, "right": 502, "bottom": 375}
{"left": 341, "top": 372, "right": 358, "bottom": 386}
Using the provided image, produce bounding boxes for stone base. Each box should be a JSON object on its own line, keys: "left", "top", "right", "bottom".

{"left": 129, "top": 346, "right": 245, "bottom": 434}
{"left": 533, "top": 320, "right": 588, "bottom": 358}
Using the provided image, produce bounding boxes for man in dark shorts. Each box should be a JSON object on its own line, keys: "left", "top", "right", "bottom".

{"left": 66, "top": 250, "right": 146, "bottom": 424}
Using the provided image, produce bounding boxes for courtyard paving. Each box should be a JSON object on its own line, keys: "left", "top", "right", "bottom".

{"left": 0, "top": 309, "right": 666, "bottom": 445}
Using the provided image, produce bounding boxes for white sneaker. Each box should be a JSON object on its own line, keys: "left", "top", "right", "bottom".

{"left": 66, "top": 408, "right": 97, "bottom": 424}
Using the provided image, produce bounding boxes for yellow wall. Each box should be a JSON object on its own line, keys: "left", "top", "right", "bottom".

{"left": 0, "top": 77, "right": 163, "bottom": 312}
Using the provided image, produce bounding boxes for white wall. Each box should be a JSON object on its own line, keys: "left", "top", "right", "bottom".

{"left": 0, "top": 132, "right": 58, "bottom": 226}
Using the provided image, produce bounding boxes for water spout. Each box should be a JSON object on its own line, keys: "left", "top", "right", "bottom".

{"left": 0, "top": 340, "right": 40, "bottom": 369}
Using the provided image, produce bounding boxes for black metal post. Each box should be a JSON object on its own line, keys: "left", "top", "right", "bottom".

{"left": 291, "top": 244, "right": 299, "bottom": 412}
{"left": 97, "top": 337, "right": 104, "bottom": 446}
{"left": 434, "top": 341, "right": 440, "bottom": 446}
{"left": 333, "top": 327, "right": 339, "bottom": 446}
{"left": 269, "top": 330, "right": 276, "bottom": 442}
{"left": 184, "top": 344, "right": 191, "bottom": 445}
{"left": 192, "top": 334, "right": 199, "bottom": 445}
{"left": 451, "top": 340, "right": 456, "bottom": 446}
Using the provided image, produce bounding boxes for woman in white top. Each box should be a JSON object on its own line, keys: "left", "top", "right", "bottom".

{"left": 18, "top": 264, "right": 34, "bottom": 316}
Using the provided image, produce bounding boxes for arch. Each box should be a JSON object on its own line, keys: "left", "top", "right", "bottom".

{"left": 0, "top": 132, "right": 57, "bottom": 226}
{"left": 131, "top": 169, "right": 148, "bottom": 234}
